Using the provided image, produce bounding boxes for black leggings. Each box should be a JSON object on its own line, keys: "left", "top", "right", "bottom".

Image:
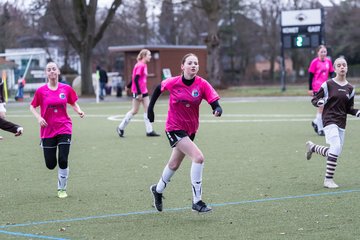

{"left": 41, "top": 134, "right": 71, "bottom": 170}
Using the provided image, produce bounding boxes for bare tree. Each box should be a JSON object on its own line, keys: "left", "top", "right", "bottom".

{"left": 327, "top": 1, "right": 360, "bottom": 63}
{"left": 195, "top": 0, "right": 222, "bottom": 87}
{"left": 49, "top": 0, "right": 122, "bottom": 94}
{"left": 247, "top": 0, "right": 282, "bottom": 82}
{"left": 159, "top": 0, "right": 177, "bottom": 44}
{"left": 0, "top": 3, "right": 31, "bottom": 52}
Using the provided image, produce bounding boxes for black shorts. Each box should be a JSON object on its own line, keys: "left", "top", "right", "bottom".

{"left": 41, "top": 134, "right": 72, "bottom": 148}
{"left": 132, "top": 93, "right": 149, "bottom": 98}
{"left": 166, "top": 130, "right": 195, "bottom": 148}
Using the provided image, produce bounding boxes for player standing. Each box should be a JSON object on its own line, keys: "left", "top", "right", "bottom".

{"left": 308, "top": 45, "right": 334, "bottom": 136}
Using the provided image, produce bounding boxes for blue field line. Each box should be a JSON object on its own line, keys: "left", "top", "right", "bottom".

{"left": 209, "top": 189, "right": 360, "bottom": 207}
{"left": 0, "top": 229, "right": 69, "bottom": 240}
{"left": 1, "top": 189, "right": 360, "bottom": 232}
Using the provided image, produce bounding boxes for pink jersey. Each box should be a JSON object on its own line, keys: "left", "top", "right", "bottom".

{"left": 308, "top": 57, "right": 334, "bottom": 92}
{"left": 30, "top": 83, "right": 78, "bottom": 138}
{"left": 131, "top": 61, "right": 148, "bottom": 94}
{"left": 161, "top": 76, "right": 220, "bottom": 135}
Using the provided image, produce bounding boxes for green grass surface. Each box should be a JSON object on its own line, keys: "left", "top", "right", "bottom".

{"left": 1, "top": 96, "right": 360, "bottom": 239}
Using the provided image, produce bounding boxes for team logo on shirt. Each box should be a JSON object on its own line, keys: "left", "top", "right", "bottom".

{"left": 192, "top": 89, "right": 199, "bottom": 97}
{"left": 59, "top": 93, "right": 66, "bottom": 99}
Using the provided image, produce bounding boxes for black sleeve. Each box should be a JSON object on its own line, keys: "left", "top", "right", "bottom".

{"left": 210, "top": 100, "right": 222, "bottom": 116}
{"left": 308, "top": 72, "right": 314, "bottom": 90}
{"left": 126, "top": 81, "right": 132, "bottom": 89}
{"left": 0, "top": 118, "right": 20, "bottom": 134}
{"left": 0, "top": 83, "right": 4, "bottom": 103}
{"left": 134, "top": 75, "right": 141, "bottom": 94}
{"left": 147, "top": 84, "right": 162, "bottom": 122}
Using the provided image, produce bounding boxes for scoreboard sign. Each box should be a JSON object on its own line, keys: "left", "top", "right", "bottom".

{"left": 281, "top": 9, "right": 323, "bottom": 49}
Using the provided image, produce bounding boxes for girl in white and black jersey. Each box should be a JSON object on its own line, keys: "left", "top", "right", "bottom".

{"left": 305, "top": 57, "right": 360, "bottom": 188}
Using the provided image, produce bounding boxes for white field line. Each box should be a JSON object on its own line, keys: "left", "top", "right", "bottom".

{"left": 7, "top": 113, "right": 360, "bottom": 123}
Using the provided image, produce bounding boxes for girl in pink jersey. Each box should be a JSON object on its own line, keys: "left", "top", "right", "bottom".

{"left": 308, "top": 45, "right": 334, "bottom": 136}
{"left": 30, "top": 62, "right": 85, "bottom": 198}
{"left": 148, "top": 53, "right": 222, "bottom": 213}
{"left": 116, "top": 49, "right": 160, "bottom": 138}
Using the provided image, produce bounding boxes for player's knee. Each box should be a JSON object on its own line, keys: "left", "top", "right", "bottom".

{"left": 168, "top": 162, "right": 180, "bottom": 171}
{"left": 132, "top": 109, "right": 138, "bottom": 115}
{"left": 58, "top": 153, "right": 69, "bottom": 169}
{"left": 45, "top": 161, "right": 57, "bottom": 170}
{"left": 58, "top": 159, "right": 68, "bottom": 169}
{"left": 193, "top": 153, "right": 204, "bottom": 164}
{"left": 330, "top": 142, "right": 342, "bottom": 156}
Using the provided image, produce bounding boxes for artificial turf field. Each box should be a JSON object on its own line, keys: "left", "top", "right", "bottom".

{"left": 1, "top": 96, "right": 360, "bottom": 240}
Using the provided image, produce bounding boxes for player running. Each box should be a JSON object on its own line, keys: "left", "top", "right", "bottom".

{"left": 148, "top": 53, "right": 222, "bottom": 213}
{"left": 305, "top": 57, "right": 359, "bottom": 188}
{"left": 30, "top": 62, "right": 85, "bottom": 198}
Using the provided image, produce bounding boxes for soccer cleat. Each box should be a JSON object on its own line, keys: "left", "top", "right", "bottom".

{"left": 192, "top": 200, "right": 212, "bottom": 214}
{"left": 146, "top": 131, "right": 160, "bottom": 137}
{"left": 305, "top": 141, "right": 314, "bottom": 160}
{"left": 311, "top": 121, "right": 318, "bottom": 134}
{"left": 150, "top": 184, "right": 163, "bottom": 212}
{"left": 116, "top": 127, "right": 124, "bottom": 137}
{"left": 57, "top": 189, "right": 68, "bottom": 198}
{"left": 323, "top": 179, "right": 339, "bottom": 189}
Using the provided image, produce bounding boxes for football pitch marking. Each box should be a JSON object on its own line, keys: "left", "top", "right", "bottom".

{"left": 1, "top": 189, "right": 360, "bottom": 240}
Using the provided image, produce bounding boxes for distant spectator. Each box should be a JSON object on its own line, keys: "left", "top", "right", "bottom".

{"left": 96, "top": 65, "right": 108, "bottom": 100}
{"left": 59, "top": 74, "right": 70, "bottom": 86}
{"left": 15, "top": 75, "right": 26, "bottom": 101}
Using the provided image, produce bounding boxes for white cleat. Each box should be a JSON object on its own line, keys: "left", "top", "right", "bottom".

{"left": 305, "top": 141, "right": 314, "bottom": 160}
{"left": 324, "top": 179, "right": 339, "bottom": 189}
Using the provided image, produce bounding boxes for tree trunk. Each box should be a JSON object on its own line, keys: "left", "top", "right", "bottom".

{"left": 79, "top": 47, "right": 93, "bottom": 95}
{"left": 205, "top": 37, "right": 222, "bottom": 87}
{"left": 201, "top": 0, "right": 222, "bottom": 87}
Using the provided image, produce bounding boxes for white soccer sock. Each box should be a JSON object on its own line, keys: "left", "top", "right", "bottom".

{"left": 58, "top": 167, "right": 69, "bottom": 190}
{"left": 144, "top": 113, "right": 153, "bottom": 133}
{"left": 191, "top": 162, "right": 204, "bottom": 204}
{"left": 119, "top": 111, "right": 133, "bottom": 130}
{"left": 156, "top": 165, "right": 175, "bottom": 193}
{"left": 316, "top": 112, "right": 323, "bottom": 131}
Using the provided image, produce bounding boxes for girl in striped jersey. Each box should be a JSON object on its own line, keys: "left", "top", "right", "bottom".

{"left": 306, "top": 57, "right": 360, "bottom": 188}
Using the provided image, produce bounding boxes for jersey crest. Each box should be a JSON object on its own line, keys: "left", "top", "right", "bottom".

{"left": 192, "top": 89, "right": 199, "bottom": 98}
